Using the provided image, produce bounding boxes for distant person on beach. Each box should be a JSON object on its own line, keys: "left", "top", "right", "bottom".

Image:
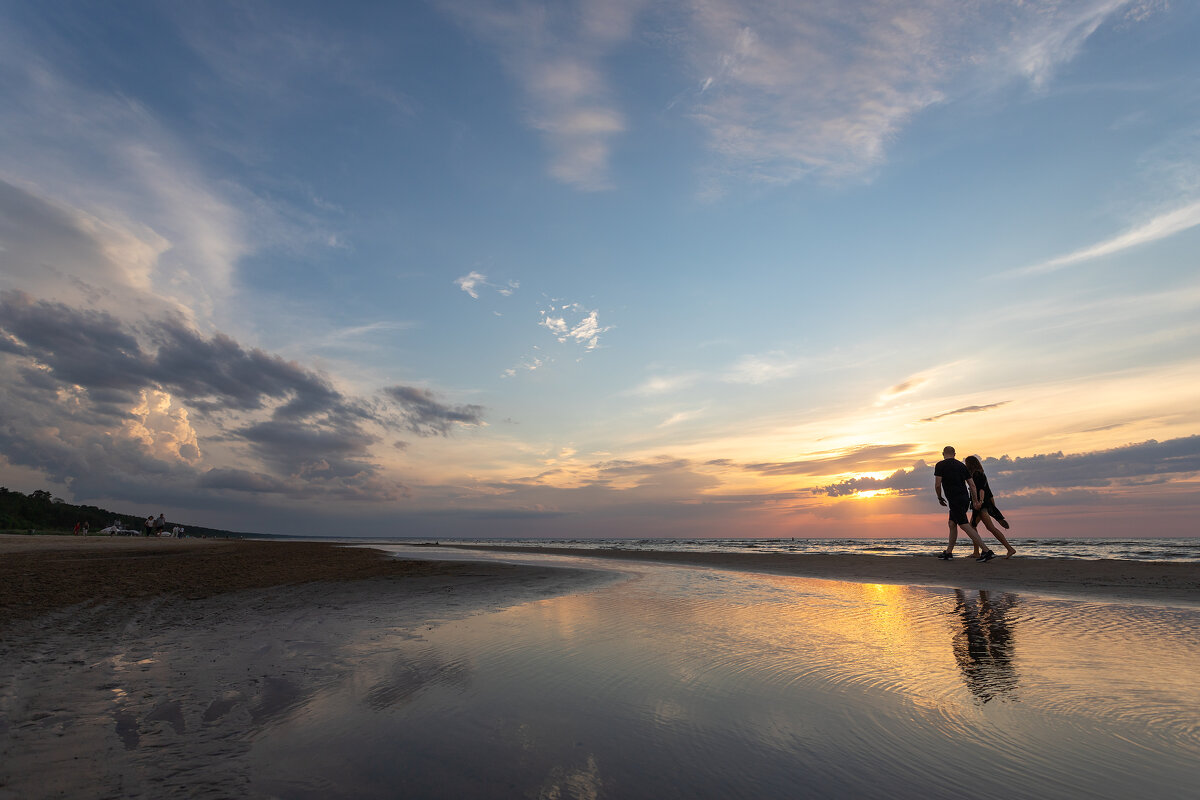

{"left": 145, "top": 515, "right": 154, "bottom": 537}
{"left": 964, "top": 455, "right": 1016, "bottom": 559}
{"left": 934, "top": 446, "right": 994, "bottom": 562}
{"left": 154, "top": 514, "right": 166, "bottom": 536}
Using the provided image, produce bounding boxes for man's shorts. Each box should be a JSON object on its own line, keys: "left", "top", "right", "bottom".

{"left": 947, "top": 496, "right": 969, "bottom": 525}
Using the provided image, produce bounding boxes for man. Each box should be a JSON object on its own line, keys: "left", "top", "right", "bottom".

{"left": 934, "top": 446, "right": 994, "bottom": 562}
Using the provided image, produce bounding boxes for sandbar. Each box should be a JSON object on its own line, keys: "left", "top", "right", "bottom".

{"left": 434, "top": 543, "right": 1200, "bottom": 606}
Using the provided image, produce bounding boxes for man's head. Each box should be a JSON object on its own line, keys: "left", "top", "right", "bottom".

{"left": 942, "top": 446, "right": 955, "bottom": 458}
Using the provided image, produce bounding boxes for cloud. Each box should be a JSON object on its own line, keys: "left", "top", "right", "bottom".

{"left": 680, "top": 0, "right": 1141, "bottom": 184}
{"left": 438, "top": 0, "right": 645, "bottom": 190}
{"left": 1016, "top": 199, "right": 1200, "bottom": 276}
{"left": 659, "top": 409, "right": 704, "bottom": 427}
{"left": 0, "top": 18, "right": 348, "bottom": 329}
{"left": 628, "top": 374, "right": 700, "bottom": 396}
{"left": 455, "top": 271, "right": 487, "bottom": 299}
{"left": 877, "top": 361, "right": 965, "bottom": 405}
{"left": 746, "top": 444, "right": 922, "bottom": 476}
{"left": 815, "top": 436, "right": 1200, "bottom": 498}
{"left": 723, "top": 352, "right": 804, "bottom": 384}
{"left": 538, "top": 302, "right": 611, "bottom": 351}
{"left": 0, "top": 291, "right": 405, "bottom": 501}
{"left": 382, "top": 385, "right": 486, "bottom": 437}
{"left": 455, "top": 271, "right": 519, "bottom": 299}
{"left": 921, "top": 402, "right": 1010, "bottom": 423}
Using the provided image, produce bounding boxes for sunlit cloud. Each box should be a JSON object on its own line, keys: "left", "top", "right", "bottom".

{"left": 921, "top": 402, "right": 1010, "bottom": 423}
{"left": 539, "top": 302, "right": 611, "bottom": 351}
{"left": 877, "top": 362, "right": 965, "bottom": 406}
{"left": 659, "top": 409, "right": 704, "bottom": 428}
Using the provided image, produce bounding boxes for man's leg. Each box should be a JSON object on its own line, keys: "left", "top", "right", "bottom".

{"left": 946, "top": 518, "right": 959, "bottom": 552}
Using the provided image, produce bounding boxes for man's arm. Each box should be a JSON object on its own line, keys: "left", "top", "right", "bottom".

{"left": 967, "top": 477, "right": 980, "bottom": 508}
{"left": 935, "top": 475, "right": 947, "bottom": 506}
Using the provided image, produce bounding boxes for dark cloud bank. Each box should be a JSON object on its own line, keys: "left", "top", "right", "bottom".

{"left": 0, "top": 291, "right": 484, "bottom": 505}
{"left": 816, "top": 436, "right": 1200, "bottom": 499}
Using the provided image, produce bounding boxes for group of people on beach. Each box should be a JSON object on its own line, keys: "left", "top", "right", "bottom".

{"left": 934, "top": 446, "right": 1016, "bottom": 562}
{"left": 144, "top": 513, "right": 167, "bottom": 537}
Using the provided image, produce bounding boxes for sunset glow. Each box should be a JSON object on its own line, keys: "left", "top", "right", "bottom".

{"left": 1, "top": 2, "right": 1198, "bottom": 537}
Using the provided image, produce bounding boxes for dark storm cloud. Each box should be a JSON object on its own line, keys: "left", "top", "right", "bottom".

{"left": 816, "top": 436, "right": 1200, "bottom": 498}
{"left": 745, "top": 444, "right": 920, "bottom": 476}
{"left": 920, "top": 402, "right": 1009, "bottom": 423}
{"left": 198, "top": 468, "right": 288, "bottom": 494}
{"left": 0, "top": 291, "right": 348, "bottom": 419}
{"left": 0, "top": 291, "right": 413, "bottom": 502}
{"left": 147, "top": 321, "right": 343, "bottom": 416}
{"left": 237, "top": 419, "right": 379, "bottom": 479}
{"left": 0, "top": 291, "right": 150, "bottom": 389}
{"left": 383, "top": 385, "right": 485, "bottom": 436}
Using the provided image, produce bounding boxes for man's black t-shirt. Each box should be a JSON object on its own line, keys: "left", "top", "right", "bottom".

{"left": 934, "top": 458, "right": 971, "bottom": 499}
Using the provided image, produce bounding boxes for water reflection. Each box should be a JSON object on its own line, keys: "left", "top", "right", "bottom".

{"left": 952, "top": 590, "right": 1018, "bottom": 703}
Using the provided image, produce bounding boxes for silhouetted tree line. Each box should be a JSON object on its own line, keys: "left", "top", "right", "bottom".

{"left": 0, "top": 487, "right": 248, "bottom": 538}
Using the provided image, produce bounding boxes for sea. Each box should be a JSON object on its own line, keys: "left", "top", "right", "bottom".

{"left": 354, "top": 536, "right": 1200, "bottom": 563}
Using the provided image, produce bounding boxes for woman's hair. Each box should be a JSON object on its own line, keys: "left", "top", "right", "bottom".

{"left": 964, "top": 455, "right": 984, "bottom": 475}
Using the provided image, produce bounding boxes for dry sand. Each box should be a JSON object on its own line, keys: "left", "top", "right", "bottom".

{"left": 436, "top": 543, "right": 1200, "bottom": 606}
{"left": 0, "top": 535, "right": 555, "bottom": 625}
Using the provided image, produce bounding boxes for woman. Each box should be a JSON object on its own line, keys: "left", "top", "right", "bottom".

{"left": 964, "top": 455, "right": 1017, "bottom": 559}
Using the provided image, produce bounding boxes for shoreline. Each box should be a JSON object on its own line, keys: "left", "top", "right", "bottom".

{"left": 429, "top": 543, "right": 1200, "bottom": 606}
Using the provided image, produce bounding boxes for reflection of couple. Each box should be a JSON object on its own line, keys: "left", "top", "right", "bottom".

{"left": 934, "top": 446, "right": 1016, "bottom": 561}
{"left": 952, "top": 590, "right": 1018, "bottom": 703}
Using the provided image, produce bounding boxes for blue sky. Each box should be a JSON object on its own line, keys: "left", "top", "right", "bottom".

{"left": 1, "top": 0, "right": 1198, "bottom": 538}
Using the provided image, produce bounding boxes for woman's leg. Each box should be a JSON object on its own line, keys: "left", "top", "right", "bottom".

{"left": 979, "top": 509, "right": 1016, "bottom": 557}
{"left": 968, "top": 508, "right": 983, "bottom": 558}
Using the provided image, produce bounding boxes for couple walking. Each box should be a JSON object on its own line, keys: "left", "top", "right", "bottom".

{"left": 934, "top": 446, "right": 1016, "bottom": 562}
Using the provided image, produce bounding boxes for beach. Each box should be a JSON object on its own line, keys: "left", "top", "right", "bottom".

{"left": 2, "top": 536, "right": 1198, "bottom": 799}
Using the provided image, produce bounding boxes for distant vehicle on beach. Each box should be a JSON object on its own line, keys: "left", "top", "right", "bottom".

{"left": 98, "top": 524, "right": 138, "bottom": 536}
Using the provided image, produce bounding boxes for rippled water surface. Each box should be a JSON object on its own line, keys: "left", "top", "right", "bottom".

{"left": 250, "top": 550, "right": 1200, "bottom": 799}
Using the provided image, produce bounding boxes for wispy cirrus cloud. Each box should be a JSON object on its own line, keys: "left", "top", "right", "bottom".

{"left": 438, "top": 0, "right": 647, "bottom": 190}
{"left": 682, "top": 0, "right": 1145, "bottom": 184}
{"left": 745, "top": 443, "right": 922, "bottom": 477}
{"left": 1015, "top": 199, "right": 1200, "bottom": 276}
{"left": 921, "top": 402, "right": 1010, "bottom": 423}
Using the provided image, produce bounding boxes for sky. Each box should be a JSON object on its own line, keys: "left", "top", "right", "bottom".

{"left": 1, "top": 0, "right": 1198, "bottom": 539}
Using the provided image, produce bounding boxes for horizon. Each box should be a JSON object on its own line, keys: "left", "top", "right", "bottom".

{"left": 1, "top": 1, "right": 1198, "bottom": 539}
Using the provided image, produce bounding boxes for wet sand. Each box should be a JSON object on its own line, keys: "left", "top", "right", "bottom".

{"left": 0, "top": 535, "right": 604, "bottom": 798}
{"left": 435, "top": 543, "right": 1200, "bottom": 606}
{"left": 2, "top": 536, "right": 1198, "bottom": 799}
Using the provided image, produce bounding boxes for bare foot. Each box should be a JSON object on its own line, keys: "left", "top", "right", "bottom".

{"left": 1004, "top": 548, "right": 1017, "bottom": 559}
